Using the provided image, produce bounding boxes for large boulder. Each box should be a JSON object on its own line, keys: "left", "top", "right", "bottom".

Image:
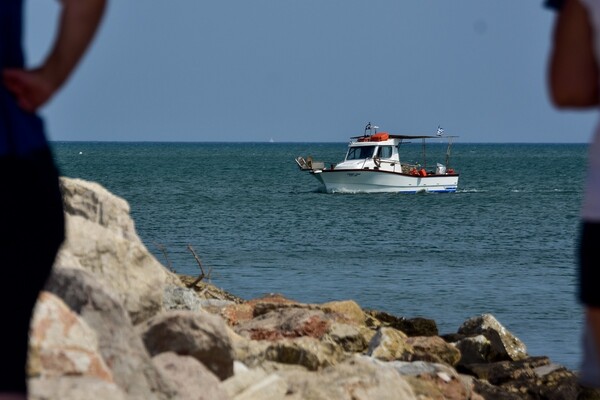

{"left": 59, "top": 177, "right": 138, "bottom": 241}
{"left": 233, "top": 307, "right": 331, "bottom": 341}
{"left": 385, "top": 359, "right": 484, "bottom": 400}
{"left": 223, "top": 356, "right": 418, "bottom": 400}
{"left": 457, "top": 314, "right": 528, "bottom": 363}
{"left": 406, "top": 335, "right": 461, "bottom": 366}
{"left": 152, "top": 352, "right": 230, "bottom": 400}
{"left": 29, "top": 376, "right": 127, "bottom": 400}
{"left": 137, "top": 310, "right": 235, "bottom": 380}
{"left": 462, "top": 356, "right": 580, "bottom": 397}
{"left": 366, "top": 327, "right": 414, "bottom": 361}
{"left": 367, "top": 309, "right": 438, "bottom": 336}
{"left": 228, "top": 327, "right": 346, "bottom": 372}
{"left": 45, "top": 267, "right": 177, "bottom": 400}
{"left": 222, "top": 369, "right": 288, "bottom": 400}
{"left": 280, "top": 356, "right": 417, "bottom": 400}
{"left": 163, "top": 285, "right": 203, "bottom": 312}
{"left": 28, "top": 292, "right": 112, "bottom": 382}
{"left": 454, "top": 335, "right": 494, "bottom": 365}
{"left": 324, "top": 322, "right": 369, "bottom": 353}
{"left": 55, "top": 177, "right": 183, "bottom": 324}
{"left": 320, "top": 300, "right": 368, "bottom": 326}
{"left": 261, "top": 336, "right": 347, "bottom": 371}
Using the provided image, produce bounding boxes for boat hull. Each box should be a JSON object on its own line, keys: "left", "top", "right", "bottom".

{"left": 311, "top": 169, "right": 459, "bottom": 193}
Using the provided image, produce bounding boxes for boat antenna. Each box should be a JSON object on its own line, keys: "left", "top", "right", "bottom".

{"left": 445, "top": 136, "right": 453, "bottom": 168}
{"left": 364, "top": 122, "right": 378, "bottom": 136}
{"left": 422, "top": 138, "right": 427, "bottom": 170}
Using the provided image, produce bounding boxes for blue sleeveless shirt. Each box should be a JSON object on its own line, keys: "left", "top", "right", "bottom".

{"left": 0, "top": 0, "right": 48, "bottom": 157}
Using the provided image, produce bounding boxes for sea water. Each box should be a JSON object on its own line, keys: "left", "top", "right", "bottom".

{"left": 53, "top": 141, "right": 586, "bottom": 370}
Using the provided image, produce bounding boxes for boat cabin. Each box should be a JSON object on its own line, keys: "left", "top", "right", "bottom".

{"left": 337, "top": 133, "right": 404, "bottom": 173}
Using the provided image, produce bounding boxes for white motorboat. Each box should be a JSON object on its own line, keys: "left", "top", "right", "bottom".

{"left": 295, "top": 123, "right": 459, "bottom": 193}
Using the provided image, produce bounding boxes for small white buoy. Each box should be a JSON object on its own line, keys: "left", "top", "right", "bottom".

{"left": 79, "top": 151, "right": 83, "bottom": 155}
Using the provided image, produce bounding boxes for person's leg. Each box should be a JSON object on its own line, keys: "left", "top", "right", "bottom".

{"left": 579, "top": 222, "right": 600, "bottom": 388}
{"left": 0, "top": 149, "right": 64, "bottom": 395}
{"left": 0, "top": 394, "right": 27, "bottom": 400}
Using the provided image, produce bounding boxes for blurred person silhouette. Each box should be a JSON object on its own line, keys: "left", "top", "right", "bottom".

{"left": 0, "top": 0, "right": 106, "bottom": 398}
{"left": 548, "top": 0, "right": 600, "bottom": 392}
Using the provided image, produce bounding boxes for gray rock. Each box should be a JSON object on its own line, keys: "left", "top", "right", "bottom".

{"left": 222, "top": 368, "right": 271, "bottom": 398}
{"left": 320, "top": 300, "right": 368, "bottom": 326}
{"left": 372, "top": 359, "right": 482, "bottom": 400}
{"left": 366, "top": 327, "right": 413, "bottom": 361}
{"left": 385, "top": 359, "right": 460, "bottom": 378}
{"left": 163, "top": 285, "right": 203, "bottom": 312}
{"left": 153, "top": 352, "right": 230, "bottom": 400}
{"left": 325, "top": 322, "right": 368, "bottom": 353}
{"left": 199, "top": 299, "right": 237, "bottom": 314}
{"left": 138, "top": 310, "right": 235, "bottom": 380}
{"left": 262, "top": 336, "right": 347, "bottom": 371}
{"left": 458, "top": 314, "right": 527, "bottom": 362}
{"left": 464, "top": 357, "right": 581, "bottom": 400}
{"left": 230, "top": 332, "right": 346, "bottom": 372}
{"left": 29, "top": 376, "right": 127, "bottom": 400}
{"left": 455, "top": 334, "right": 493, "bottom": 365}
{"left": 279, "top": 356, "right": 417, "bottom": 400}
{"left": 224, "top": 371, "right": 288, "bottom": 400}
{"left": 59, "top": 177, "right": 138, "bottom": 241}
{"left": 405, "top": 335, "right": 461, "bottom": 366}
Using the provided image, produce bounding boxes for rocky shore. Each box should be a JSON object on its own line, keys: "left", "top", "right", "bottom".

{"left": 28, "top": 177, "right": 598, "bottom": 399}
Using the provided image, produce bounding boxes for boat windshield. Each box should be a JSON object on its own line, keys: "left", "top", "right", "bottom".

{"left": 346, "top": 145, "right": 376, "bottom": 160}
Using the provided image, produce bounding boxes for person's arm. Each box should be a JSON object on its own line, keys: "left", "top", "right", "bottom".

{"left": 549, "top": 0, "right": 599, "bottom": 108}
{"left": 2, "top": 0, "right": 107, "bottom": 112}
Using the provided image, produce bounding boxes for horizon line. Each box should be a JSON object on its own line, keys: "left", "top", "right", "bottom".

{"left": 50, "top": 140, "right": 588, "bottom": 145}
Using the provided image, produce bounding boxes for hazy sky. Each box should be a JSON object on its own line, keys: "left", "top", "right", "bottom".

{"left": 25, "top": 0, "right": 598, "bottom": 143}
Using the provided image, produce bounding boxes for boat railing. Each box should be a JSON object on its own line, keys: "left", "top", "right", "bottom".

{"left": 295, "top": 156, "right": 325, "bottom": 171}
{"left": 372, "top": 157, "right": 401, "bottom": 171}
{"left": 295, "top": 156, "right": 310, "bottom": 170}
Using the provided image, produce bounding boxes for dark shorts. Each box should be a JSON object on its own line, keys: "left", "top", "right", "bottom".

{"left": 581, "top": 320, "right": 600, "bottom": 388}
{"left": 0, "top": 148, "right": 64, "bottom": 392}
{"left": 579, "top": 222, "right": 600, "bottom": 307}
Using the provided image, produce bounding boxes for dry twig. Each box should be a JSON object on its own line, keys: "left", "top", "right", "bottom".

{"left": 187, "top": 245, "right": 211, "bottom": 287}
{"left": 155, "top": 242, "right": 174, "bottom": 272}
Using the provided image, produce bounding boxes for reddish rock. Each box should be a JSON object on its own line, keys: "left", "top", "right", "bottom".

{"left": 29, "top": 292, "right": 113, "bottom": 382}
{"left": 234, "top": 308, "right": 331, "bottom": 341}
{"left": 221, "top": 294, "right": 302, "bottom": 326}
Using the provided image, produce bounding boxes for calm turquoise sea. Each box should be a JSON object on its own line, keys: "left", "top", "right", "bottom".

{"left": 52, "top": 141, "right": 587, "bottom": 370}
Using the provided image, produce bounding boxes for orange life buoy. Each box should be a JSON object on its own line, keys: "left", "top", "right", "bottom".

{"left": 370, "top": 132, "right": 389, "bottom": 142}
{"left": 419, "top": 169, "right": 427, "bottom": 177}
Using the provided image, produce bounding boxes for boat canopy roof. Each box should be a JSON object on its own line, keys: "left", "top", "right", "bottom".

{"left": 350, "top": 134, "right": 459, "bottom": 140}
